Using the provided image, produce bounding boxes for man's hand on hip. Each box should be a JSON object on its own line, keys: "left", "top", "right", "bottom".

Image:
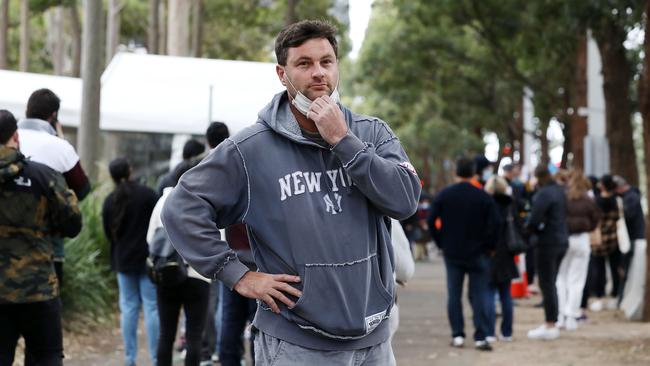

{"left": 234, "top": 271, "right": 302, "bottom": 314}
{"left": 308, "top": 95, "right": 348, "bottom": 145}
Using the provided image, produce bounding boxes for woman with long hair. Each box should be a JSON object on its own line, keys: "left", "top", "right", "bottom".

{"left": 556, "top": 170, "right": 601, "bottom": 331}
{"left": 102, "top": 158, "right": 160, "bottom": 366}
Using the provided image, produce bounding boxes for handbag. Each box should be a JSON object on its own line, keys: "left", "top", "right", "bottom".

{"left": 505, "top": 211, "right": 526, "bottom": 255}
{"left": 616, "top": 197, "right": 631, "bottom": 254}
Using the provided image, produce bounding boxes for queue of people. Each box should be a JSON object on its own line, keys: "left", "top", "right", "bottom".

{"left": 420, "top": 154, "right": 646, "bottom": 351}
{"left": 3, "top": 18, "right": 648, "bottom": 366}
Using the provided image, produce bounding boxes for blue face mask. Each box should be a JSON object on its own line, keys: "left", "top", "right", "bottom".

{"left": 283, "top": 69, "right": 340, "bottom": 117}
{"left": 482, "top": 168, "right": 493, "bottom": 182}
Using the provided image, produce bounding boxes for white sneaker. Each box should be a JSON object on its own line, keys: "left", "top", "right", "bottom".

{"left": 606, "top": 298, "right": 618, "bottom": 310}
{"left": 565, "top": 317, "right": 578, "bottom": 331}
{"left": 527, "top": 325, "right": 560, "bottom": 340}
{"left": 555, "top": 315, "right": 566, "bottom": 329}
{"left": 499, "top": 335, "right": 513, "bottom": 342}
{"left": 485, "top": 336, "right": 497, "bottom": 344}
{"left": 589, "top": 299, "right": 603, "bottom": 312}
{"left": 450, "top": 336, "right": 465, "bottom": 347}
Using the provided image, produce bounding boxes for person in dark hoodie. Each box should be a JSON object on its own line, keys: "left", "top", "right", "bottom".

{"left": 0, "top": 110, "right": 82, "bottom": 365}
{"left": 526, "top": 165, "right": 569, "bottom": 340}
{"left": 161, "top": 20, "right": 420, "bottom": 365}
{"left": 428, "top": 157, "right": 498, "bottom": 351}
{"left": 484, "top": 175, "right": 519, "bottom": 343}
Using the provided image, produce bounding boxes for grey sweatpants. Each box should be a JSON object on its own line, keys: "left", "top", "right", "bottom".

{"left": 254, "top": 331, "right": 396, "bottom": 366}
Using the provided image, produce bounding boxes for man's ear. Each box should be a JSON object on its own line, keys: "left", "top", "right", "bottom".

{"left": 276, "top": 65, "right": 287, "bottom": 86}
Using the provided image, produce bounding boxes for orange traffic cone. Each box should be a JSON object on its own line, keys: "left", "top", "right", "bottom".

{"left": 510, "top": 253, "right": 529, "bottom": 298}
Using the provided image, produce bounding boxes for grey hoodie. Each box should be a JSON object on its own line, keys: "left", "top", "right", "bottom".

{"left": 161, "top": 92, "right": 420, "bottom": 350}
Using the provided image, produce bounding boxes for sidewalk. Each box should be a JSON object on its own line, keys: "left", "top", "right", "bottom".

{"left": 33, "top": 254, "right": 650, "bottom": 365}
{"left": 393, "top": 255, "right": 650, "bottom": 365}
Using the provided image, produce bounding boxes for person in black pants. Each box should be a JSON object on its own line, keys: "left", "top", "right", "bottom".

{"left": 219, "top": 223, "right": 258, "bottom": 365}
{"left": 157, "top": 278, "right": 210, "bottom": 366}
{"left": 526, "top": 166, "right": 568, "bottom": 340}
{"left": 149, "top": 160, "right": 211, "bottom": 366}
{"left": 428, "top": 157, "right": 498, "bottom": 351}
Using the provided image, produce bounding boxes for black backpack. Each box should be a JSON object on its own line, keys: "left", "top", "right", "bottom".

{"left": 146, "top": 227, "right": 187, "bottom": 287}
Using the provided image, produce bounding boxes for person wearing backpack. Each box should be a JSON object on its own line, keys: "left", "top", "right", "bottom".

{"left": 102, "top": 158, "right": 160, "bottom": 366}
{"left": 484, "top": 176, "right": 520, "bottom": 343}
{"left": 148, "top": 160, "right": 211, "bottom": 366}
{"left": 555, "top": 170, "right": 601, "bottom": 331}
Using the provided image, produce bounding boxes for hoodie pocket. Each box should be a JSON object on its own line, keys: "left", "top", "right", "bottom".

{"left": 284, "top": 254, "right": 393, "bottom": 339}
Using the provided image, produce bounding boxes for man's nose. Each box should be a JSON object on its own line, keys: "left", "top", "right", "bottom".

{"left": 313, "top": 64, "right": 325, "bottom": 77}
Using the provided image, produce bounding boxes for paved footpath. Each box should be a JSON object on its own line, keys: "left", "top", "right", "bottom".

{"left": 395, "top": 255, "right": 650, "bottom": 366}
{"left": 42, "top": 254, "right": 650, "bottom": 365}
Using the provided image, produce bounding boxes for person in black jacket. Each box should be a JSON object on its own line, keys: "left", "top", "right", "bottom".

{"left": 526, "top": 166, "right": 569, "bottom": 340}
{"left": 102, "top": 158, "right": 160, "bottom": 366}
{"left": 614, "top": 176, "right": 645, "bottom": 301}
{"left": 428, "top": 157, "right": 498, "bottom": 351}
{"left": 484, "top": 176, "right": 519, "bottom": 343}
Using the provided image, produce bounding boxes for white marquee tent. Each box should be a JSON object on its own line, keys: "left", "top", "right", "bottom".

{"left": 0, "top": 52, "right": 284, "bottom": 135}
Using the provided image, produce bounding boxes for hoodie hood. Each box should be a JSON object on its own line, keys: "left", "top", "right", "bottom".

{"left": 0, "top": 147, "right": 25, "bottom": 184}
{"left": 18, "top": 118, "right": 57, "bottom": 136}
{"left": 257, "top": 91, "right": 342, "bottom": 149}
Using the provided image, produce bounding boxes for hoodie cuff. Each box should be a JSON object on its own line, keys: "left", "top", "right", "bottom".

{"left": 216, "top": 258, "right": 250, "bottom": 290}
{"left": 331, "top": 131, "right": 367, "bottom": 168}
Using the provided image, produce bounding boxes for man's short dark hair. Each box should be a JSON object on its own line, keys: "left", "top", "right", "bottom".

{"left": 206, "top": 121, "right": 230, "bottom": 148}
{"left": 182, "top": 139, "right": 205, "bottom": 160}
{"left": 0, "top": 110, "right": 18, "bottom": 145}
{"left": 275, "top": 20, "right": 338, "bottom": 66}
{"left": 26, "top": 88, "right": 61, "bottom": 121}
{"left": 456, "top": 157, "right": 475, "bottom": 178}
{"left": 534, "top": 165, "right": 552, "bottom": 186}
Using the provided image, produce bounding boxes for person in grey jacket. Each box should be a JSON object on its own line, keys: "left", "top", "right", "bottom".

{"left": 161, "top": 20, "right": 420, "bottom": 365}
{"left": 526, "top": 166, "right": 569, "bottom": 340}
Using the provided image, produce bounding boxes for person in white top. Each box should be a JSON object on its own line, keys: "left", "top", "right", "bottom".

{"left": 17, "top": 88, "right": 90, "bottom": 293}
{"left": 148, "top": 160, "right": 211, "bottom": 366}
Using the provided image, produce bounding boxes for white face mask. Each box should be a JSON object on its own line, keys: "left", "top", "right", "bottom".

{"left": 283, "top": 69, "right": 340, "bottom": 117}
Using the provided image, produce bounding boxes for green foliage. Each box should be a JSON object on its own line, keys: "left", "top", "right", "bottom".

{"left": 200, "top": 0, "right": 350, "bottom": 62}
{"left": 60, "top": 184, "right": 117, "bottom": 324}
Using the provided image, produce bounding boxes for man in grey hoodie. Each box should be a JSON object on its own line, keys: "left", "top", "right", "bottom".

{"left": 161, "top": 20, "right": 420, "bottom": 365}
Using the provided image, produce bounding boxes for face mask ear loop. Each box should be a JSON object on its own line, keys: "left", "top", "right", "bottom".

{"left": 283, "top": 68, "right": 300, "bottom": 101}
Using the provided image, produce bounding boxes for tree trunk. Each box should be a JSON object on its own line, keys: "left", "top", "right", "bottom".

{"left": 571, "top": 32, "right": 588, "bottom": 171}
{"left": 106, "top": 0, "right": 122, "bottom": 66}
{"left": 78, "top": 0, "right": 104, "bottom": 181}
{"left": 595, "top": 24, "right": 639, "bottom": 186}
{"left": 68, "top": 3, "right": 82, "bottom": 77}
{"left": 190, "top": 0, "right": 202, "bottom": 57}
{"left": 147, "top": 0, "right": 159, "bottom": 54}
{"left": 19, "top": 0, "right": 28, "bottom": 71}
{"left": 0, "top": 0, "right": 8, "bottom": 69}
{"left": 47, "top": 6, "right": 66, "bottom": 75}
{"left": 167, "top": 0, "right": 190, "bottom": 56}
{"left": 158, "top": 1, "right": 166, "bottom": 54}
{"left": 638, "top": 0, "right": 650, "bottom": 322}
{"left": 286, "top": 0, "right": 298, "bottom": 26}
